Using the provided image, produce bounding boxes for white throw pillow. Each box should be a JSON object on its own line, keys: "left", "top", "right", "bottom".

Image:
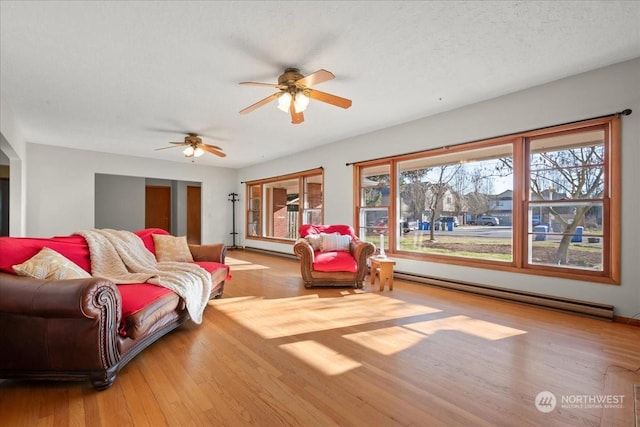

{"left": 306, "top": 234, "right": 323, "bottom": 251}
{"left": 321, "top": 233, "right": 352, "bottom": 251}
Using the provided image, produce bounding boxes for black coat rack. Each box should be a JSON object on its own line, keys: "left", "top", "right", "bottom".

{"left": 228, "top": 192, "right": 241, "bottom": 249}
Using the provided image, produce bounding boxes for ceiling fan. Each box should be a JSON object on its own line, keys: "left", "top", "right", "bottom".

{"left": 239, "top": 68, "right": 352, "bottom": 124}
{"left": 154, "top": 133, "right": 226, "bottom": 158}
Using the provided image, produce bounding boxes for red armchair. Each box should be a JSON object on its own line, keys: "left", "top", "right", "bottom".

{"left": 293, "top": 224, "right": 375, "bottom": 288}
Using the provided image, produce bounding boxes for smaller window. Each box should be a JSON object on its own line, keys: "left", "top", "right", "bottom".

{"left": 245, "top": 168, "right": 323, "bottom": 241}
{"left": 357, "top": 164, "right": 391, "bottom": 250}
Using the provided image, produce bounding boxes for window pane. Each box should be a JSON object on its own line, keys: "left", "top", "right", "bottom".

{"left": 248, "top": 184, "right": 261, "bottom": 236}
{"left": 359, "top": 165, "right": 390, "bottom": 244}
{"left": 398, "top": 144, "right": 513, "bottom": 262}
{"left": 527, "top": 201, "right": 604, "bottom": 271}
{"left": 360, "top": 207, "right": 389, "bottom": 246}
{"left": 264, "top": 179, "right": 299, "bottom": 239}
{"left": 529, "top": 129, "right": 605, "bottom": 201}
{"left": 303, "top": 175, "right": 323, "bottom": 225}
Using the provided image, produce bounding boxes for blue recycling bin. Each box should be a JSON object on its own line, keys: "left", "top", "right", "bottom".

{"left": 447, "top": 221, "right": 454, "bottom": 231}
{"left": 571, "top": 226, "right": 584, "bottom": 242}
{"left": 419, "top": 222, "right": 430, "bottom": 230}
{"left": 534, "top": 225, "right": 548, "bottom": 241}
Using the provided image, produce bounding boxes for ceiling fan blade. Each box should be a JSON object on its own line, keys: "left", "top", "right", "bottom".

{"left": 291, "top": 110, "right": 304, "bottom": 125}
{"left": 296, "top": 69, "right": 335, "bottom": 87}
{"left": 239, "top": 92, "right": 280, "bottom": 115}
{"left": 155, "top": 144, "right": 184, "bottom": 151}
{"left": 308, "top": 89, "right": 352, "bottom": 109}
{"left": 290, "top": 97, "right": 304, "bottom": 124}
{"left": 202, "top": 143, "right": 223, "bottom": 151}
{"left": 239, "top": 81, "right": 279, "bottom": 88}
{"left": 200, "top": 144, "right": 226, "bottom": 157}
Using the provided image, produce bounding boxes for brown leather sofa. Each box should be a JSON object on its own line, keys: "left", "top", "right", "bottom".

{"left": 0, "top": 228, "right": 228, "bottom": 390}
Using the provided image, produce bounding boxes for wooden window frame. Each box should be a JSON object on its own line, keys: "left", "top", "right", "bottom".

{"left": 353, "top": 116, "right": 621, "bottom": 284}
{"left": 245, "top": 168, "right": 324, "bottom": 243}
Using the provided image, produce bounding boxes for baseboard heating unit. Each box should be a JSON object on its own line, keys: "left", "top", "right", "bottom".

{"left": 394, "top": 271, "right": 614, "bottom": 321}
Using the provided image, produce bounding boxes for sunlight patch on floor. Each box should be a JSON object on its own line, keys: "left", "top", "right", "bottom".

{"left": 403, "top": 315, "right": 527, "bottom": 340}
{"left": 225, "top": 256, "right": 270, "bottom": 271}
{"left": 343, "top": 315, "right": 527, "bottom": 355}
{"left": 210, "top": 292, "right": 441, "bottom": 339}
{"left": 344, "top": 326, "right": 427, "bottom": 355}
{"left": 279, "top": 340, "right": 362, "bottom": 375}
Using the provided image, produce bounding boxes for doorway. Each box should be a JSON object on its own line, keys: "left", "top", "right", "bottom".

{"left": 145, "top": 185, "right": 171, "bottom": 232}
{"left": 0, "top": 151, "right": 9, "bottom": 236}
{"left": 187, "top": 185, "right": 201, "bottom": 244}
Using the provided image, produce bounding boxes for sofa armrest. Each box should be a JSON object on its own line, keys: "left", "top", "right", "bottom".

{"left": 351, "top": 240, "right": 376, "bottom": 280}
{"left": 351, "top": 239, "right": 375, "bottom": 262}
{"left": 293, "top": 238, "right": 315, "bottom": 283}
{"left": 189, "top": 243, "right": 227, "bottom": 263}
{"left": 0, "top": 273, "right": 121, "bottom": 375}
{"left": 293, "top": 238, "right": 314, "bottom": 262}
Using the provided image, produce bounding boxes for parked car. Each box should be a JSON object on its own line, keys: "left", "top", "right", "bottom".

{"left": 372, "top": 217, "right": 389, "bottom": 234}
{"left": 435, "top": 216, "right": 459, "bottom": 227}
{"left": 474, "top": 215, "right": 500, "bottom": 226}
{"left": 372, "top": 217, "right": 411, "bottom": 234}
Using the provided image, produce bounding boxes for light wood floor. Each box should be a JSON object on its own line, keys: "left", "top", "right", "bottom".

{"left": 1, "top": 250, "right": 639, "bottom": 426}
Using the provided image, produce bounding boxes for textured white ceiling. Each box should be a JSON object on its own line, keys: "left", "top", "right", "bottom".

{"left": 1, "top": 1, "right": 639, "bottom": 168}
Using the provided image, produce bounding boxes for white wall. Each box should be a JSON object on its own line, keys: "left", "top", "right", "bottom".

{"left": 95, "top": 173, "right": 146, "bottom": 230}
{"left": 25, "top": 144, "right": 238, "bottom": 246}
{"left": 0, "top": 96, "right": 27, "bottom": 236}
{"left": 238, "top": 58, "right": 640, "bottom": 318}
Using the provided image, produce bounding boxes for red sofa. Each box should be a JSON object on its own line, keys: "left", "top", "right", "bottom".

{"left": 0, "top": 228, "right": 229, "bottom": 390}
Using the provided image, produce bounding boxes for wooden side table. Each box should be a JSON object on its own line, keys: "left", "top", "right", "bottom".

{"left": 369, "top": 257, "right": 396, "bottom": 291}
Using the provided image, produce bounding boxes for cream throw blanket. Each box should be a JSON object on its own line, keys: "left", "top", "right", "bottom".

{"left": 76, "top": 229, "right": 212, "bottom": 324}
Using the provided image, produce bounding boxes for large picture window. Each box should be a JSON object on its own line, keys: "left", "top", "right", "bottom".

{"left": 396, "top": 144, "right": 514, "bottom": 262}
{"left": 246, "top": 168, "right": 323, "bottom": 241}
{"left": 353, "top": 116, "right": 621, "bottom": 284}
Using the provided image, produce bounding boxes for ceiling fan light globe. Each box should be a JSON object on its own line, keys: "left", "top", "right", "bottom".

{"left": 277, "top": 92, "right": 292, "bottom": 112}
{"left": 183, "top": 146, "right": 195, "bottom": 157}
{"left": 193, "top": 147, "right": 205, "bottom": 157}
{"left": 294, "top": 91, "right": 309, "bottom": 113}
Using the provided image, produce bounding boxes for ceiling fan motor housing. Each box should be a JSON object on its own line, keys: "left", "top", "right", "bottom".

{"left": 278, "top": 68, "right": 304, "bottom": 87}
{"left": 185, "top": 134, "right": 202, "bottom": 145}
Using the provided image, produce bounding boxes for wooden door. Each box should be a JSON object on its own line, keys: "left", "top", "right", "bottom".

{"left": 186, "top": 186, "right": 201, "bottom": 244}
{"left": 0, "top": 178, "right": 9, "bottom": 236}
{"left": 145, "top": 185, "right": 171, "bottom": 232}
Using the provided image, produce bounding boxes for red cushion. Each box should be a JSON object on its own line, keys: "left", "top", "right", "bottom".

{"left": 194, "top": 261, "right": 232, "bottom": 281}
{"left": 313, "top": 251, "right": 358, "bottom": 273}
{"left": 0, "top": 235, "right": 92, "bottom": 274}
{"left": 117, "top": 283, "right": 174, "bottom": 318}
{"left": 299, "top": 224, "right": 356, "bottom": 239}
